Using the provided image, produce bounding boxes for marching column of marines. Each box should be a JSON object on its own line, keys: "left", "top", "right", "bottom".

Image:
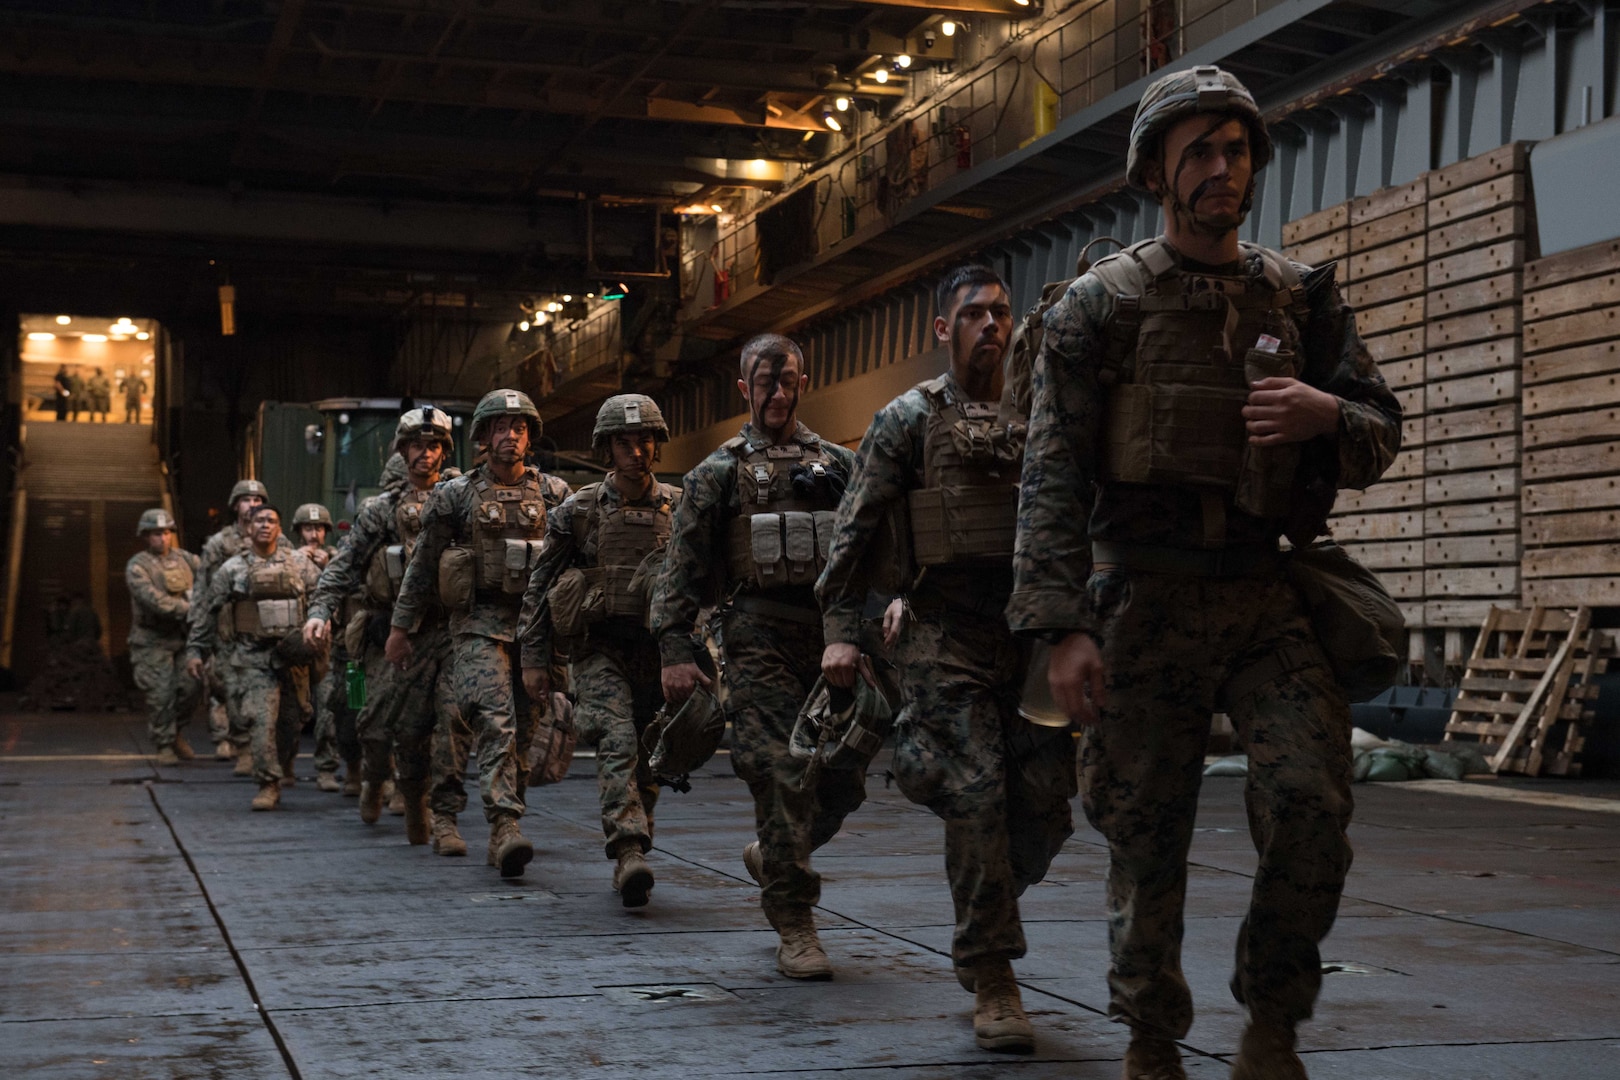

{"left": 126, "top": 65, "right": 1402, "bottom": 1078}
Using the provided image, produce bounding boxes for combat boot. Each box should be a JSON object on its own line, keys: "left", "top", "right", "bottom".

{"left": 1230, "top": 1021, "right": 1307, "bottom": 1080}
{"left": 773, "top": 911, "right": 833, "bottom": 980}
{"left": 172, "top": 735, "right": 196, "bottom": 761}
{"left": 315, "top": 770, "right": 341, "bottom": 793}
{"left": 967, "top": 958, "right": 1035, "bottom": 1053}
{"left": 742, "top": 840, "right": 767, "bottom": 887}
{"left": 398, "top": 778, "right": 431, "bottom": 845}
{"left": 214, "top": 740, "right": 234, "bottom": 761}
{"left": 250, "top": 782, "right": 281, "bottom": 811}
{"left": 488, "top": 817, "right": 534, "bottom": 878}
{"left": 613, "top": 845, "right": 654, "bottom": 908}
{"left": 431, "top": 813, "right": 468, "bottom": 857}
{"left": 384, "top": 778, "right": 404, "bottom": 816}
{"left": 155, "top": 745, "right": 180, "bottom": 766}
{"left": 358, "top": 780, "right": 384, "bottom": 824}
{"left": 280, "top": 755, "right": 297, "bottom": 787}
{"left": 232, "top": 748, "right": 252, "bottom": 777}
{"left": 1123, "top": 1030, "right": 1187, "bottom": 1080}
{"left": 341, "top": 772, "right": 361, "bottom": 797}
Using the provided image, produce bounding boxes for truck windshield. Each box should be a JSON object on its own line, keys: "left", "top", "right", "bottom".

{"left": 332, "top": 413, "right": 397, "bottom": 491}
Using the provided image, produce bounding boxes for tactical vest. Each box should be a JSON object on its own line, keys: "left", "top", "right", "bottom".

{"left": 1090, "top": 238, "right": 1311, "bottom": 523}
{"left": 723, "top": 433, "right": 839, "bottom": 590}
{"left": 365, "top": 487, "right": 431, "bottom": 606}
{"left": 445, "top": 471, "right": 547, "bottom": 599}
{"left": 907, "top": 377, "right": 1025, "bottom": 568}
{"left": 229, "top": 559, "right": 305, "bottom": 642}
{"left": 549, "top": 481, "right": 680, "bottom": 635}
{"left": 136, "top": 553, "right": 194, "bottom": 631}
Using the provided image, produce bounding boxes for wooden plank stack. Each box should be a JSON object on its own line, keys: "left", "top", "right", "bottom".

{"left": 1287, "top": 180, "right": 1428, "bottom": 632}
{"left": 1443, "top": 606, "right": 1615, "bottom": 776}
{"left": 1520, "top": 238, "right": 1620, "bottom": 607}
{"left": 1420, "top": 144, "right": 1531, "bottom": 631}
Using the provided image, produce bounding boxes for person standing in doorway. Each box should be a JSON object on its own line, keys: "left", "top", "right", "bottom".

{"left": 121, "top": 372, "right": 148, "bottom": 423}
{"left": 88, "top": 370, "right": 113, "bottom": 423}
{"left": 52, "top": 365, "right": 71, "bottom": 421}
{"left": 67, "top": 366, "right": 86, "bottom": 421}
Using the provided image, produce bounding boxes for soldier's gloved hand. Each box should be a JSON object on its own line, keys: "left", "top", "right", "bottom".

{"left": 384, "top": 626, "right": 414, "bottom": 670}
{"left": 302, "top": 617, "right": 329, "bottom": 648}
{"left": 661, "top": 661, "right": 711, "bottom": 706}
{"left": 821, "top": 642, "right": 876, "bottom": 690}
{"left": 1048, "top": 631, "right": 1106, "bottom": 727}
{"left": 184, "top": 656, "right": 205, "bottom": 681}
{"left": 521, "top": 666, "right": 550, "bottom": 701}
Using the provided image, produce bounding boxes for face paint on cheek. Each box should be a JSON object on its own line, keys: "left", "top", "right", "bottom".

{"left": 747, "top": 351, "right": 794, "bottom": 431}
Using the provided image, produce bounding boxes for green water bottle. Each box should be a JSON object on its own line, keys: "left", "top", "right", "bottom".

{"left": 346, "top": 660, "right": 366, "bottom": 709}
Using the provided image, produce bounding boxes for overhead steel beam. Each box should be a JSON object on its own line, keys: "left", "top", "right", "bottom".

{"left": 836, "top": 0, "right": 1039, "bottom": 13}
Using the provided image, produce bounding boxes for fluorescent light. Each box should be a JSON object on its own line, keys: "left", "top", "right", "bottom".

{"left": 83, "top": 334, "right": 108, "bottom": 342}
{"left": 27, "top": 332, "right": 55, "bottom": 341}
{"left": 55, "top": 315, "right": 70, "bottom": 325}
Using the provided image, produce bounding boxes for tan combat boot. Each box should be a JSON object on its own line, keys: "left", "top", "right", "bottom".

{"left": 155, "top": 746, "right": 180, "bottom": 766}
{"left": 214, "top": 740, "right": 234, "bottom": 761}
{"left": 742, "top": 841, "right": 767, "bottom": 887}
{"left": 968, "top": 958, "right": 1035, "bottom": 1053}
{"left": 232, "top": 748, "right": 253, "bottom": 777}
{"left": 613, "top": 845, "right": 655, "bottom": 908}
{"left": 173, "top": 735, "right": 196, "bottom": 761}
{"left": 340, "top": 767, "right": 361, "bottom": 797}
{"left": 398, "top": 778, "right": 431, "bottom": 845}
{"left": 280, "top": 755, "right": 297, "bottom": 787}
{"left": 251, "top": 782, "right": 281, "bottom": 811}
{"left": 384, "top": 778, "right": 404, "bottom": 816}
{"left": 1123, "top": 1029, "right": 1187, "bottom": 1080}
{"left": 315, "top": 770, "right": 341, "bottom": 793}
{"left": 1230, "top": 1021, "right": 1307, "bottom": 1080}
{"left": 488, "top": 817, "right": 534, "bottom": 878}
{"left": 358, "top": 780, "right": 384, "bottom": 824}
{"left": 774, "top": 911, "right": 833, "bottom": 980}
{"left": 431, "top": 813, "right": 468, "bottom": 857}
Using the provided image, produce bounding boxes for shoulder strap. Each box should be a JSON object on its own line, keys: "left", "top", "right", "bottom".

{"left": 571, "top": 484, "right": 602, "bottom": 543}
{"left": 1243, "top": 241, "right": 1312, "bottom": 324}
{"left": 721, "top": 435, "right": 749, "bottom": 455}
{"left": 1091, "top": 241, "right": 1171, "bottom": 387}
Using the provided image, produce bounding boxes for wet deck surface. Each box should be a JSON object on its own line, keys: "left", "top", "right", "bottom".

{"left": 4, "top": 710, "right": 1619, "bottom": 1079}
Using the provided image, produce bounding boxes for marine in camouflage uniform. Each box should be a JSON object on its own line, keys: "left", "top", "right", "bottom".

{"left": 187, "top": 505, "right": 321, "bottom": 811}
{"left": 1007, "top": 67, "right": 1403, "bottom": 1080}
{"left": 519, "top": 394, "right": 681, "bottom": 907}
{"left": 818, "top": 266, "right": 1075, "bottom": 1054}
{"left": 391, "top": 390, "right": 569, "bottom": 877}
{"left": 651, "top": 334, "right": 862, "bottom": 980}
{"left": 198, "top": 479, "right": 288, "bottom": 765}
{"left": 126, "top": 508, "right": 203, "bottom": 765}
{"left": 306, "top": 417, "right": 458, "bottom": 846}
{"left": 285, "top": 503, "right": 339, "bottom": 786}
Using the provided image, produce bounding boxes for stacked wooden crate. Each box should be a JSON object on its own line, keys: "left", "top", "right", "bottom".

{"left": 1285, "top": 180, "right": 1428, "bottom": 631}
{"left": 1520, "top": 238, "right": 1620, "bottom": 606}
{"left": 1419, "top": 144, "right": 1531, "bottom": 632}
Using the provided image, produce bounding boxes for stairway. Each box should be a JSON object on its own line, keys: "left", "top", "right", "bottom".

{"left": 8, "top": 421, "right": 166, "bottom": 682}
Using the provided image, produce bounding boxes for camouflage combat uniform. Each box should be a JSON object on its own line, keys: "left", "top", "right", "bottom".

{"left": 393, "top": 462, "right": 570, "bottom": 825}
{"left": 1007, "top": 239, "right": 1402, "bottom": 1038}
{"left": 650, "top": 421, "right": 863, "bottom": 926}
{"left": 199, "top": 523, "right": 289, "bottom": 749}
{"left": 519, "top": 475, "right": 681, "bottom": 860}
{"left": 187, "top": 545, "right": 321, "bottom": 786}
{"left": 126, "top": 546, "right": 203, "bottom": 751}
{"left": 817, "top": 371, "right": 1075, "bottom": 974}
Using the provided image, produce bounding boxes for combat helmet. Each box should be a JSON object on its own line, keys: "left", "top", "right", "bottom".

{"left": 640, "top": 652, "right": 723, "bottom": 792}
{"left": 1125, "top": 65, "right": 1273, "bottom": 190}
{"left": 136, "top": 508, "right": 176, "bottom": 535}
{"left": 789, "top": 673, "right": 896, "bottom": 778}
{"left": 377, "top": 452, "right": 408, "bottom": 491}
{"left": 470, "top": 388, "right": 541, "bottom": 445}
{"left": 227, "top": 479, "right": 269, "bottom": 509}
{"left": 591, "top": 394, "right": 669, "bottom": 452}
{"left": 392, "top": 404, "right": 455, "bottom": 455}
{"left": 291, "top": 503, "right": 334, "bottom": 529}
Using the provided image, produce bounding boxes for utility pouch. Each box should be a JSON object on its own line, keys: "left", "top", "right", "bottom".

{"left": 343, "top": 606, "right": 369, "bottom": 657}
{"left": 384, "top": 545, "right": 406, "bottom": 588}
{"left": 1235, "top": 346, "right": 1302, "bottom": 519}
{"left": 1287, "top": 540, "right": 1405, "bottom": 702}
{"left": 501, "top": 538, "right": 543, "bottom": 594}
{"left": 548, "top": 567, "right": 589, "bottom": 638}
{"left": 438, "top": 545, "right": 474, "bottom": 609}
{"left": 161, "top": 566, "right": 192, "bottom": 595}
{"left": 813, "top": 510, "right": 837, "bottom": 565}
{"left": 750, "top": 513, "right": 786, "bottom": 587}
{"left": 782, "top": 511, "right": 816, "bottom": 584}
{"left": 256, "top": 599, "right": 301, "bottom": 637}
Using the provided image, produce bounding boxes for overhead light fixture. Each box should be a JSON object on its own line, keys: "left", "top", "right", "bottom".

{"left": 218, "top": 285, "right": 236, "bottom": 336}
{"left": 602, "top": 282, "right": 629, "bottom": 301}
{"left": 823, "top": 111, "right": 842, "bottom": 132}
{"left": 562, "top": 294, "right": 573, "bottom": 302}
{"left": 896, "top": 53, "right": 912, "bottom": 68}
{"left": 135, "top": 331, "right": 150, "bottom": 340}
{"left": 710, "top": 203, "right": 724, "bottom": 213}
{"left": 874, "top": 67, "right": 889, "bottom": 84}
{"left": 83, "top": 333, "right": 108, "bottom": 342}
{"left": 55, "top": 315, "right": 71, "bottom": 325}
{"left": 1013, "top": 0, "right": 1030, "bottom": 5}
{"left": 834, "top": 96, "right": 850, "bottom": 111}
{"left": 534, "top": 311, "right": 549, "bottom": 327}
{"left": 519, "top": 320, "right": 530, "bottom": 331}
{"left": 27, "top": 332, "right": 55, "bottom": 341}
{"left": 941, "top": 20, "right": 957, "bottom": 36}
{"left": 546, "top": 301, "right": 562, "bottom": 313}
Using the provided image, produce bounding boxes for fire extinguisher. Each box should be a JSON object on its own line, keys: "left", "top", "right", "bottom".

{"left": 955, "top": 126, "right": 972, "bottom": 170}
{"left": 713, "top": 266, "right": 731, "bottom": 304}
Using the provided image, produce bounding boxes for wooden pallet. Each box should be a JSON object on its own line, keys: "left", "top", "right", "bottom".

{"left": 1443, "top": 606, "right": 1613, "bottom": 775}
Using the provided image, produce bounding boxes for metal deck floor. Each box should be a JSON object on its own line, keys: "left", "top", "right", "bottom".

{"left": 3, "top": 710, "right": 1618, "bottom": 1079}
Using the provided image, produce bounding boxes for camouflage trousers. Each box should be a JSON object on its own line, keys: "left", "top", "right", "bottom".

{"left": 311, "top": 643, "right": 360, "bottom": 776}
{"left": 894, "top": 603, "right": 1076, "bottom": 970}
{"left": 358, "top": 622, "right": 454, "bottom": 787}
{"left": 720, "top": 606, "right": 867, "bottom": 924}
{"left": 210, "top": 657, "right": 253, "bottom": 749}
{"left": 203, "top": 658, "right": 231, "bottom": 745}
{"left": 571, "top": 637, "right": 663, "bottom": 859}
{"left": 436, "top": 634, "right": 538, "bottom": 824}
{"left": 223, "top": 647, "right": 304, "bottom": 786}
{"left": 130, "top": 638, "right": 202, "bottom": 750}
{"left": 1082, "top": 568, "right": 1354, "bottom": 1038}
